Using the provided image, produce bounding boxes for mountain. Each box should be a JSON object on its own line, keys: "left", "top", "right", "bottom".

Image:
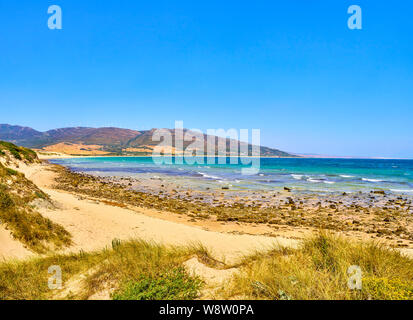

{"left": 0, "top": 124, "right": 44, "bottom": 146}
{"left": 0, "top": 124, "right": 295, "bottom": 157}
{"left": 0, "top": 125, "right": 140, "bottom": 149}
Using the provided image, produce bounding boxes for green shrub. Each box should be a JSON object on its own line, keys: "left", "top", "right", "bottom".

{"left": 5, "top": 168, "right": 18, "bottom": 176}
{"left": 0, "top": 141, "right": 37, "bottom": 162}
{"left": 0, "top": 189, "right": 14, "bottom": 210}
{"left": 363, "top": 277, "right": 413, "bottom": 300}
{"left": 112, "top": 267, "right": 202, "bottom": 300}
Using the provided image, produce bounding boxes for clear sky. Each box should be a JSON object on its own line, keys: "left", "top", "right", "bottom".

{"left": 0, "top": 0, "right": 412, "bottom": 158}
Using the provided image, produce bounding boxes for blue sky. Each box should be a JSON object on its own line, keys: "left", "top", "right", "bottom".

{"left": 0, "top": 0, "right": 412, "bottom": 158}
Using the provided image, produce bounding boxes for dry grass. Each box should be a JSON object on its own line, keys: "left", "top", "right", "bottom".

{"left": 0, "top": 239, "right": 210, "bottom": 300}
{"left": 1, "top": 234, "right": 412, "bottom": 300}
{"left": 223, "top": 232, "right": 413, "bottom": 300}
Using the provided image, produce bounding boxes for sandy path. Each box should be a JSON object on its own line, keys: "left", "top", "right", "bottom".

{"left": 20, "top": 163, "right": 298, "bottom": 263}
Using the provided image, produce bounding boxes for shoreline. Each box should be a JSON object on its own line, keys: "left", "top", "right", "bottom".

{"left": 48, "top": 160, "right": 413, "bottom": 253}
{"left": 2, "top": 157, "right": 412, "bottom": 262}
{"left": 46, "top": 155, "right": 413, "bottom": 197}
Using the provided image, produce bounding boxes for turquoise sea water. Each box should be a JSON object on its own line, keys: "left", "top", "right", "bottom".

{"left": 51, "top": 157, "right": 413, "bottom": 194}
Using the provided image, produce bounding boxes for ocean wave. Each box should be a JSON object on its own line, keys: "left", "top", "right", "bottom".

{"left": 340, "top": 175, "right": 354, "bottom": 178}
{"left": 307, "top": 178, "right": 322, "bottom": 183}
{"left": 197, "top": 172, "right": 221, "bottom": 180}
{"left": 362, "top": 178, "right": 383, "bottom": 182}
{"left": 291, "top": 174, "right": 303, "bottom": 180}
{"left": 323, "top": 181, "right": 335, "bottom": 184}
{"left": 390, "top": 189, "right": 413, "bottom": 193}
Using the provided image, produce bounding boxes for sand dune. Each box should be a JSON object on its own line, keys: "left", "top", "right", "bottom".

{"left": 0, "top": 226, "right": 33, "bottom": 261}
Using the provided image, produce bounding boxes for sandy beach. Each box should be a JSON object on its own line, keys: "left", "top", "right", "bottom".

{"left": 1, "top": 159, "right": 301, "bottom": 263}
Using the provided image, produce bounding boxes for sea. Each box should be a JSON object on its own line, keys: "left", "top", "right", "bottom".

{"left": 50, "top": 157, "right": 413, "bottom": 195}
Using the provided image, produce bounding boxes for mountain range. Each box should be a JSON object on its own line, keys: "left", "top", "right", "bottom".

{"left": 0, "top": 124, "right": 295, "bottom": 157}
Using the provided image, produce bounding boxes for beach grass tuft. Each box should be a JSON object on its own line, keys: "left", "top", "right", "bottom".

{"left": 1, "top": 234, "right": 412, "bottom": 300}
{"left": 222, "top": 232, "right": 413, "bottom": 300}
{"left": 0, "top": 239, "right": 206, "bottom": 300}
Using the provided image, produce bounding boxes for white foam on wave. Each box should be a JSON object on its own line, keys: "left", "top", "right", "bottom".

{"left": 291, "top": 174, "right": 303, "bottom": 180}
{"left": 390, "top": 189, "right": 413, "bottom": 193}
{"left": 197, "top": 172, "right": 221, "bottom": 180}
{"left": 307, "top": 178, "right": 322, "bottom": 183}
{"left": 323, "top": 181, "right": 335, "bottom": 184}
{"left": 362, "top": 178, "right": 383, "bottom": 182}
{"left": 340, "top": 175, "right": 354, "bottom": 178}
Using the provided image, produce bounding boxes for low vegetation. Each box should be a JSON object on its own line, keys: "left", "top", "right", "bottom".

{"left": 0, "top": 239, "right": 206, "bottom": 300}
{"left": 0, "top": 141, "right": 38, "bottom": 163}
{"left": 223, "top": 233, "right": 413, "bottom": 300}
{"left": 0, "top": 234, "right": 411, "bottom": 300}
{"left": 112, "top": 267, "right": 202, "bottom": 300}
{"left": 0, "top": 141, "right": 71, "bottom": 253}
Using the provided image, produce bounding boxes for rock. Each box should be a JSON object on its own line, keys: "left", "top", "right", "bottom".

{"left": 284, "top": 187, "right": 291, "bottom": 192}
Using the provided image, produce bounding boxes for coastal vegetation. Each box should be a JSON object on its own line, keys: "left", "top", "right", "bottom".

{"left": 0, "top": 234, "right": 411, "bottom": 300}
{"left": 0, "top": 141, "right": 71, "bottom": 253}
{"left": 0, "top": 140, "right": 38, "bottom": 163}
{"left": 0, "top": 239, "right": 208, "bottom": 300}
{"left": 223, "top": 233, "right": 413, "bottom": 300}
